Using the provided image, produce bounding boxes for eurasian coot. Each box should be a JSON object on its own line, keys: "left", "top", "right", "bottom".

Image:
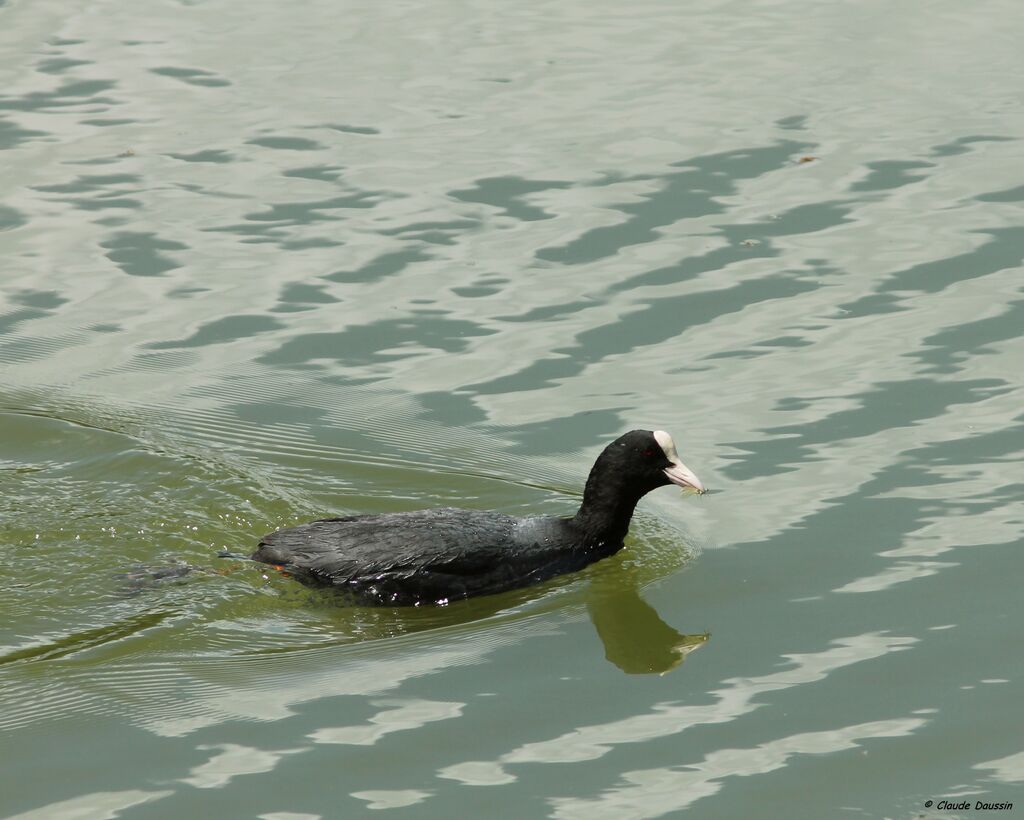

{"left": 253, "top": 429, "right": 705, "bottom": 605}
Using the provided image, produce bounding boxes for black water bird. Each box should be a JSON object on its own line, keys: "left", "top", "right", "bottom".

{"left": 253, "top": 429, "right": 705, "bottom": 605}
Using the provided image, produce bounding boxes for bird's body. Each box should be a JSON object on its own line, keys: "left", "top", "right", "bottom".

{"left": 254, "top": 509, "right": 600, "bottom": 604}
{"left": 253, "top": 430, "right": 705, "bottom": 606}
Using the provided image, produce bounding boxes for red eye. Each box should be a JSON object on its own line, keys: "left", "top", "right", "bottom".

{"left": 642, "top": 448, "right": 655, "bottom": 457}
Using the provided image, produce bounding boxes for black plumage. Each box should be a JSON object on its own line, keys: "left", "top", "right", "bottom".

{"left": 252, "top": 429, "right": 705, "bottom": 605}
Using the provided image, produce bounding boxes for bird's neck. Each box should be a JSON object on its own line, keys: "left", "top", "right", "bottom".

{"left": 571, "top": 477, "right": 643, "bottom": 550}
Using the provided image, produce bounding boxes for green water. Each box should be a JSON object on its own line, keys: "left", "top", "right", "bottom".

{"left": 2, "top": 0, "right": 1023, "bottom": 817}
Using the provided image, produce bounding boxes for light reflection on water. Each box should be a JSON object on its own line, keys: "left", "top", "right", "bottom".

{"left": 1, "top": 0, "right": 1023, "bottom": 816}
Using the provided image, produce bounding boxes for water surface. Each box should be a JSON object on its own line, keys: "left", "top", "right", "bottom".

{"left": 2, "top": 0, "right": 1023, "bottom": 817}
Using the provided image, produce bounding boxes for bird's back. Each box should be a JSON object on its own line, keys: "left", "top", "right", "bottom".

{"left": 253, "top": 507, "right": 591, "bottom": 605}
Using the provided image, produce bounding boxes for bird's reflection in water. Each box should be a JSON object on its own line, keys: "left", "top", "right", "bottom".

{"left": 274, "top": 561, "right": 709, "bottom": 676}
{"left": 585, "top": 575, "right": 709, "bottom": 675}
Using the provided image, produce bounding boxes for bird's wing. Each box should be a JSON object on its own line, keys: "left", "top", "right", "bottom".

{"left": 253, "top": 508, "right": 519, "bottom": 583}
